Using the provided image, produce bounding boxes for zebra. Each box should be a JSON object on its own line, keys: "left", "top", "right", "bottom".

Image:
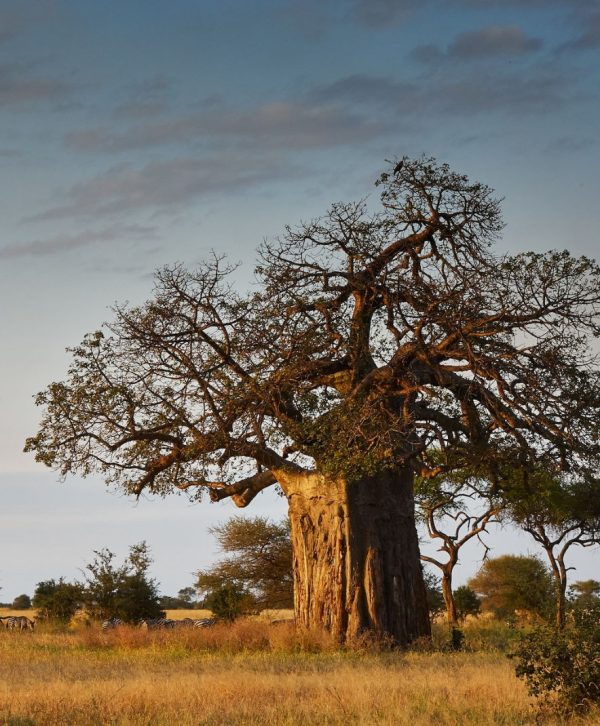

{"left": 138, "top": 617, "right": 177, "bottom": 630}
{"left": 192, "top": 618, "right": 217, "bottom": 628}
{"left": 4, "top": 616, "right": 35, "bottom": 631}
{"left": 171, "top": 617, "right": 216, "bottom": 629}
{"left": 101, "top": 617, "right": 124, "bottom": 632}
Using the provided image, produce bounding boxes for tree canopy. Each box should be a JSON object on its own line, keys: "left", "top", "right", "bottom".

{"left": 469, "top": 554, "right": 554, "bottom": 620}
{"left": 25, "top": 156, "right": 600, "bottom": 502}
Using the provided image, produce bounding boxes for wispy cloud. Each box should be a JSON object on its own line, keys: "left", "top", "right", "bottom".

{"left": 351, "top": 0, "right": 423, "bottom": 27}
{"left": 0, "top": 224, "right": 156, "bottom": 259}
{"left": 314, "top": 68, "right": 570, "bottom": 117}
{"left": 0, "top": 61, "right": 71, "bottom": 106}
{"left": 0, "top": 2, "right": 59, "bottom": 44}
{"left": 411, "top": 25, "right": 542, "bottom": 63}
{"left": 65, "top": 97, "right": 385, "bottom": 153}
{"left": 113, "top": 75, "right": 172, "bottom": 119}
{"left": 561, "top": 7, "right": 600, "bottom": 50}
{"left": 24, "top": 155, "right": 301, "bottom": 222}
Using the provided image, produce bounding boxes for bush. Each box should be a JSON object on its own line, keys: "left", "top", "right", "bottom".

{"left": 454, "top": 586, "right": 480, "bottom": 621}
{"left": 83, "top": 542, "right": 163, "bottom": 622}
{"left": 511, "top": 601, "right": 600, "bottom": 715}
{"left": 32, "top": 579, "right": 84, "bottom": 621}
{"left": 203, "top": 584, "right": 255, "bottom": 621}
{"left": 11, "top": 594, "right": 32, "bottom": 610}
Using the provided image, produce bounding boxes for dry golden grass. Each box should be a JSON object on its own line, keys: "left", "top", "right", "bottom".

{"left": 164, "top": 608, "right": 213, "bottom": 620}
{"left": 0, "top": 607, "right": 38, "bottom": 619}
{"left": 0, "top": 620, "right": 597, "bottom": 725}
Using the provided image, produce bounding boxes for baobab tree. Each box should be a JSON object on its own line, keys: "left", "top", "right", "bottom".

{"left": 26, "top": 157, "right": 600, "bottom": 645}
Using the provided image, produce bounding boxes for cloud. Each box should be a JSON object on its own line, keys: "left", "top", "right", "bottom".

{"left": 0, "top": 224, "right": 156, "bottom": 259}
{"left": 411, "top": 25, "right": 542, "bottom": 63}
{"left": 113, "top": 75, "right": 173, "bottom": 119}
{"left": 24, "top": 155, "right": 301, "bottom": 222}
{"left": 449, "top": 26, "right": 542, "bottom": 58}
{"left": 65, "top": 97, "right": 385, "bottom": 153}
{"left": 351, "top": 0, "right": 422, "bottom": 27}
{"left": 0, "top": 61, "right": 71, "bottom": 106}
{"left": 561, "top": 7, "right": 600, "bottom": 50}
{"left": 313, "top": 68, "right": 569, "bottom": 117}
{"left": 0, "top": 2, "right": 59, "bottom": 44}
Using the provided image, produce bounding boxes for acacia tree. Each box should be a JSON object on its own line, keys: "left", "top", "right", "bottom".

{"left": 507, "top": 473, "right": 600, "bottom": 629}
{"left": 416, "top": 466, "right": 501, "bottom": 624}
{"left": 469, "top": 555, "right": 554, "bottom": 620}
{"left": 196, "top": 516, "right": 294, "bottom": 610}
{"left": 25, "top": 157, "right": 600, "bottom": 645}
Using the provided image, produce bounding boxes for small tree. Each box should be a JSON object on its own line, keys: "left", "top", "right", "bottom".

{"left": 453, "top": 585, "right": 481, "bottom": 621}
{"left": 11, "top": 594, "right": 32, "bottom": 610}
{"left": 423, "top": 569, "right": 445, "bottom": 619}
{"left": 32, "top": 579, "right": 84, "bottom": 621}
{"left": 506, "top": 473, "right": 600, "bottom": 629}
{"left": 178, "top": 587, "right": 197, "bottom": 606}
{"left": 570, "top": 579, "right": 600, "bottom": 607}
{"left": 202, "top": 583, "right": 255, "bottom": 621}
{"left": 196, "top": 516, "right": 294, "bottom": 610}
{"left": 83, "top": 541, "right": 163, "bottom": 622}
{"left": 416, "top": 464, "right": 501, "bottom": 624}
{"left": 469, "top": 555, "right": 554, "bottom": 621}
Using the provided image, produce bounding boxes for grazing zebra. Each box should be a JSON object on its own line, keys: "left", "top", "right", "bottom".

{"left": 170, "top": 617, "right": 216, "bottom": 628}
{"left": 101, "top": 617, "right": 124, "bottom": 632}
{"left": 138, "top": 617, "right": 177, "bottom": 630}
{"left": 5, "top": 616, "right": 35, "bottom": 631}
{"left": 192, "top": 618, "right": 217, "bottom": 628}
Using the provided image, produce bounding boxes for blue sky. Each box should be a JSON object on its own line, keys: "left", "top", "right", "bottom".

{"left": 1, "top": 0, "right": 599, "bottom": 599}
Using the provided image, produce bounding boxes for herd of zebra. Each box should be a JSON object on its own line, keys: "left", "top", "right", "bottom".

{"left": 0, "top": 615, "right": 216, "bottom": 632}
{"left": 0, "top": 616, "right": 35, "bottom": 631}
{"left": 101, "top": 617, "right": 217, "bottom": 631}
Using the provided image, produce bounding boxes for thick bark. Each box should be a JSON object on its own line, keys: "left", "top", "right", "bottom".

{"left": 286, "top": 468, "right": 431, "bottom": 646}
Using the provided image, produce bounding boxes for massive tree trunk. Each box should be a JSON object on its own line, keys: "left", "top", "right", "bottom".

{"left": 286, "top": 468, "right": 431, "bottom": 646}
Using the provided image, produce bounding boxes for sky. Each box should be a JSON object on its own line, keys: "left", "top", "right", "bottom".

{"left": 1, "top": 0, "right": 599, "bottom": 601}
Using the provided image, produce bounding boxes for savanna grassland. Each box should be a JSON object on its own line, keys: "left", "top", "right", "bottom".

{"left": 0, "top": 613, "right": 597, "bottom": 726}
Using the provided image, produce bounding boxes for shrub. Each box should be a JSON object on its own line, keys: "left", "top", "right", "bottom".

{"left": 12, "top": 594, "right": 32, "bottom": 610}
{"left": 203, "top": 584, "right": 255, "bottom": 621}
{"left": 32, "top": 579, "right": 84, "bottom": 621}
{"left": 511, "top": 601, "right": 600, "bottom": 715}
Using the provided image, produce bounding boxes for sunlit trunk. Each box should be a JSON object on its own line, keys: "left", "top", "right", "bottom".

{"left": 286, "top": 468, "right": 430, "bottom": 646}
{"left": 441, "top": 570, "right": 458, "bottom": 625}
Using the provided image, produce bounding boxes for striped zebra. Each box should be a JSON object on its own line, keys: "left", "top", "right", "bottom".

{"left": 171, "top": 618, "right": 216, "bottom": 629}
{"left": 101, "top": 617, "right": 124, "bottom": 632}
{"left": 192, "top": 618, "right": 217, "bottom": 628}
{"left": 4, "top": 616, "right": 35, "bottom": 631}
{"left": 138, "top": 617, "right": 176, "bottom": 630}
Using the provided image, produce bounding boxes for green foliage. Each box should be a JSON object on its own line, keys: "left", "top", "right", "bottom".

{"left": 83, "top": 541, "right": 163, "bottom": 622}
{"left": 158, "top": 588, "right": 201, "bottom": 610}
{"left": 196, "top": 516, "right": 293, "bottom": 610}
{"left": 423, "top": 570, "right": 445, "bottom": 617}
{"left": 512, "top": 602, "right": 600, "bottom": 714}
{"left": 570, "top": 579, "right": 600, "bottom": 608}
{"left": 32, "top": 579, "right": 84, "bottom": 621}
{"left": 469, "top": 555, "right": 554, "bottom": 621}
{"left": 11, "top": 594, "right": 32, "bottom": 610}
{"left": 203, "top": 583, "right": 255, "bottom": 622}
{"left": 454, "top": 586, "right": 481, "bottom": 621}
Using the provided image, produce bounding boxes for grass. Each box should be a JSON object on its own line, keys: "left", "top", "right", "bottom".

{"left": 0, "top": 616, "right": 597, "bottom": 725}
